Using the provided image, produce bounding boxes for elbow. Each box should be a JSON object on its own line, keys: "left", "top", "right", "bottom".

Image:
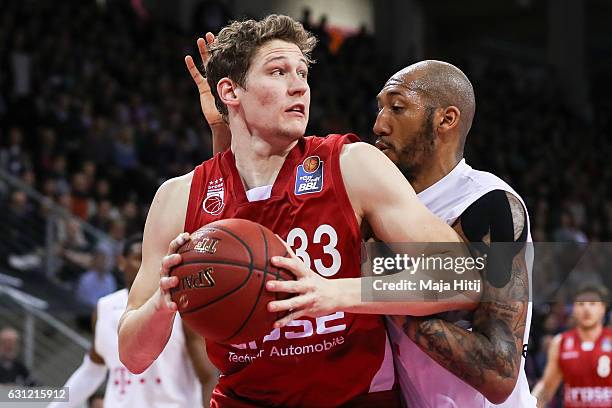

{"left": 484, "top": 388, "right": 512, "bottom": 405}
{"left": 483, "top": 379, "right": 517, "bottom": 404}
{"left": 119, "top": 346, "right": 151, "bottom": 375}
{"left": 117, "top": 321, "right": 152, "bottom": 374}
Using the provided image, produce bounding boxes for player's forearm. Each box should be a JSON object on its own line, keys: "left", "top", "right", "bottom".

{"left": 532, "top": 382, "right": 554, "bottom": 408}
{"left": 338, "top": 277, "right": 479, "bottom": 316}
{"left": 399, "top": 315, "right": 521, "bottom": 404}
{"left": 118, "top": 291, "right": 176, "bottom": 374}
{"left": 211, "top": 122, "right": 231, "bottom": 154}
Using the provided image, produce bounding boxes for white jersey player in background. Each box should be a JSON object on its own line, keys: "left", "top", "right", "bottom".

{"left": 187, "top": 34, "right": 535, "bottom": 407}
{"left": 49, "top": 235, "right": 215, "bottom": 408}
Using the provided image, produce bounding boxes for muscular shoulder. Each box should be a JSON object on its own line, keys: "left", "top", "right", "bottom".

{"left": 156, "top": 171, "right": 194, "bottom": 202}
{"left": 338, "top": 142, "right": 409, "bottom": 217}
{"left": 339, "top": 142, "right": 401, "bottom": 182}
{"left": 143, "top": 171, "right": 194, "bottom": 254}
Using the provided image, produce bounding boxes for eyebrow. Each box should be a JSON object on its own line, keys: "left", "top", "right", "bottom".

{"left": 377, "top": 90, "right": 407, "bottom": 101}
{"left": 263, "top": 55, "right": 309, "bottom": 66}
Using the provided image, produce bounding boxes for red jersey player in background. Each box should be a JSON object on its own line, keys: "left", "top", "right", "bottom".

{"left": 118, "top": 14, "right": 481, "bottom": 408}
{"left": 533, "top": 283, "right": 612, "bottom": 407}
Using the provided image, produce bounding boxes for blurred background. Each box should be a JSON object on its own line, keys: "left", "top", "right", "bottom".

{"left": 0, "top": 0, "right": 610, "bottom": 406}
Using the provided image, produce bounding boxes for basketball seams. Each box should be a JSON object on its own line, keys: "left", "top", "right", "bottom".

{"left": 172, "top": 224, "right": 255, "bottom": 318}
{"left": 220, "top": 226, "right": 270, "bottom": 343}
{"left": 174, "top": 220, "right": 294, "bottom": 343}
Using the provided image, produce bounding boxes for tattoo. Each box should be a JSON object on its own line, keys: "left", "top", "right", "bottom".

{"left": 400, "top": 193, "right": 529, "bottom": 397}
{"left": 506, "top": 192, "right": 525, "bottom": 241}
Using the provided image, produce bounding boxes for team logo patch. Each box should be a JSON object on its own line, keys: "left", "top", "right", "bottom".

{"left": 203, "top": 177, "right": 225, "bottom": 215}
{"left": 295, "top": 156, "right": 323, "bottom": 195}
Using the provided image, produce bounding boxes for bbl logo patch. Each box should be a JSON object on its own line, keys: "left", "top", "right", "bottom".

{"left": 295, "top": 156, "right": 323, "bottom": 195}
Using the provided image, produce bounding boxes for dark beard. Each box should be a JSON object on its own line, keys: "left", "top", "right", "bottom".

{"left": 397, "top": 108, "right": 436, "bottom": 182}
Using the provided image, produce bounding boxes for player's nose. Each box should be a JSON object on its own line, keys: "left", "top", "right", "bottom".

{"left": 288, "top": 73, "right": 308, "bottom": 96}
{"left": 373, "top": 112, "right": 391, "bottom": 136}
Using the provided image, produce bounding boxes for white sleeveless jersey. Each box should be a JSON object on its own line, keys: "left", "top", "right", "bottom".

{"left": 386, "top": 159, "right": 536, "bottom": 408}
{"left": 95, "top": 289, "right": 201, "bottom": 408}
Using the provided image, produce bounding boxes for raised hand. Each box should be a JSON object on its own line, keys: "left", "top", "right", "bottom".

{"left": 185, "top": 33, "right": 224, "bottom": 128}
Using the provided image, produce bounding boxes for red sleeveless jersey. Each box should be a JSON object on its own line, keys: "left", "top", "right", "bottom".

{"left": 184, "top": 135, "right": 394, "bottom": 407}
{"left": 558, "top": 327, "right": 612, "bottom": 407}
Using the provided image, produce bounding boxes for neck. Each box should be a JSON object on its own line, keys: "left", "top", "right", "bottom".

{"left": 229, "top": 122, "right": 299, "bottom": 190}
{"left": 577, "top": 324, "right": 603, "bottom": 342}
{"left": 412, "top": 154, "right": 462, "bottom": 194}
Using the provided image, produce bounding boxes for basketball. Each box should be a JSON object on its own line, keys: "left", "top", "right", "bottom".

{"left": 169, "top": 218, "right": 294, "bottom": 344}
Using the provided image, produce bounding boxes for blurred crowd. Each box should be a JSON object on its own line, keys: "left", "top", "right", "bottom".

{"left": 1, "top": 0, "right": 611, "bottom": 399}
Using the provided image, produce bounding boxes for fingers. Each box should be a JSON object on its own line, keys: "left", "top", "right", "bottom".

{"left": 266, "top": 279, "right": 302, "bottom": 293}
{"left": 161, "top": 253, "right": 182, "bottom": 275}
{"left": 185, "top": 55, "right": 207, "bottom": 87}
{"left": 274, "top": 310, "right": 304, "bottom": 328}
{"left": 160, "top": 276, "right": 179, "bottom": 291}
{"left": 268, "top": 294, "right": 310, "bottom": 314}
{"left": 197, "top": 37, "right": 209, "bottom": 66}
{"left": 167, "top": 232, "right": 190, "bottom": 256}
{"left": 270, "top": 254, "right": 307, "bottom": 278}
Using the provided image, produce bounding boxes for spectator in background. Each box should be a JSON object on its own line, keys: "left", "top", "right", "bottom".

{"left": 96, "top": 218, "right": 126, "bottom": 277}
{"left": 70, "top": 172, "right": 94, "bottom": 220}
{"left": 58, "top": 218, "right": 93, "bottom": 281}
{"left": 76, "top": 250, "right": 116, "bottom": 311}
{"left": 554, "top": 211, "right": 588, "bottom": 243}
{"left": 0, "top": 127, "right": 30, "bottom": 176}
{"left": 0, "top": 327, "right": 35, "bottom": 386}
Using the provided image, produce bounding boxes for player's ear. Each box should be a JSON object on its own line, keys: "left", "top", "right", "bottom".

{"left": 217, "top": 78, "right": 239, "bottom": 109}
{"left": 437, "top": 105, "right": 461, "bottom": 134}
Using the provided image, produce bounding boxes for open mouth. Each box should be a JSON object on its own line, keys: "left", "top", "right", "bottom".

{"left": 286, "top": 104, "right": 305, "bottom": 115}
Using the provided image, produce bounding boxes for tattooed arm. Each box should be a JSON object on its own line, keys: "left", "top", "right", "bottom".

{"left": 396, "top": 190, "right": 529, "bottom": 404}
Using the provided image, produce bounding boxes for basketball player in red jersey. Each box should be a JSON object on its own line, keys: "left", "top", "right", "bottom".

{"left": 533, "top": 284, "right": 612, "bottom": 407}
{"left": 189, "top": 33, "right": 533, "bottom": 406}
{"left": 118, "top": 15, "right": 481, "bottom": 407}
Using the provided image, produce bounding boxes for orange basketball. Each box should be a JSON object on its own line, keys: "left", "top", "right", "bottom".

{"left": 169, "top": 219, "right": 294, "bottom": 344}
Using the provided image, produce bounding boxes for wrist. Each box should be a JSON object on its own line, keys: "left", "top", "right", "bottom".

{"left": 334, "top": 278, "right": 360, "bottom": 311}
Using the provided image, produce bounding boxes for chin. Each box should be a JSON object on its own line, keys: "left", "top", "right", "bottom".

{"left": 279, "top": 125, "right": 306, "bottom": 140}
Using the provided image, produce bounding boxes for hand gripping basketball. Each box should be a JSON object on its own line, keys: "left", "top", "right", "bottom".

{"left": 157, "top": 232, "right": 191, "bottom": 313}
{"left": 267, "top": 238, "right": 345, "bottom": 328}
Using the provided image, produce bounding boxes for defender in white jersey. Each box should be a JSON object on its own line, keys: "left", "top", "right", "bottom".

{"left": 49, "top": 235, "right": 215, "bottom": 408}
{"left": 374, "top": 61, "right": 536, "bottom": 407}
